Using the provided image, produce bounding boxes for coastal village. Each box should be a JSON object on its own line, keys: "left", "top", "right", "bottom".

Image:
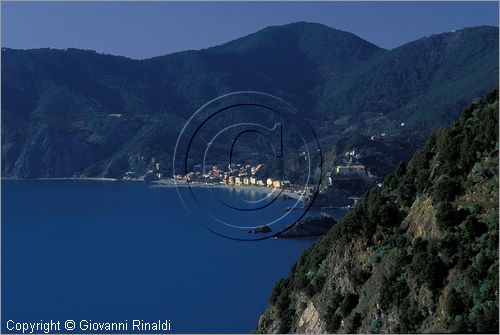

{"left": 174, "top": 163, "right": 293, "bottom": 190}
{"left": 123, "top": 148, "right": 375, "bottom": 206}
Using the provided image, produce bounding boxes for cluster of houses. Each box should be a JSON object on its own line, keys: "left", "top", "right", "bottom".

{"left": 124, "top": 148, "right": 371, "bottom": 191}
{"left": 334, "top": 164, "right": 367, "bottom": 176}
{"left": 336, "top": 149, "right": 369, "bottom": 176}
{"left": 326, "top": 148, "right": 372, "bottom": 185}
{"left": 174, "top": 163, "right": 291, "bottom": 189}
{"left": 225, "top": 175, "right": 290, "bottom": 189}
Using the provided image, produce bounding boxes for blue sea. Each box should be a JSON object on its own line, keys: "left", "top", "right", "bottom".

{"left": 1, "top": 180, "right": 346, "bottom": 333}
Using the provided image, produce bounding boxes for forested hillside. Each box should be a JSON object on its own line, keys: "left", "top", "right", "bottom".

{"left": 257, "top": 90, "right": 499, "bottom": 333}
{"left": 2, "top": 23, "right": 498, "bottom": 179}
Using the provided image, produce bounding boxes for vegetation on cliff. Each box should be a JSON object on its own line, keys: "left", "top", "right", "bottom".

{"left": 278, "top": 214, "right": 337, "bottom": 238}
{"left": 257, "top": 90, "right": 499, "bottom": 333}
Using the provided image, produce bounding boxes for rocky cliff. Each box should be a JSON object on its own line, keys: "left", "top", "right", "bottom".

{"left": 256, "top": 91, "right": 499, "bottom": 333}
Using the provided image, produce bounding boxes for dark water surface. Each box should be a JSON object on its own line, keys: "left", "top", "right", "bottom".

{"left": 1, "top": 180, "right": 347, "bottom": 333}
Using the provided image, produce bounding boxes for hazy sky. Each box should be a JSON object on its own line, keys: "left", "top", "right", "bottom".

{"left": 2, "top": 1, "right": 498, "bottom": 59}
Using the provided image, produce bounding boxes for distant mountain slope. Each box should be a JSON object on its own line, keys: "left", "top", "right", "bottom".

{"left": 318, "top": 26, "right": 498, "bottom": 125}
{"left": 316, "top": 25, "right": 499, "bottom": 177}
{"left": 256, "top": 90, "right": 499, "bottom": 333}
{"left": 1, "top": 22, "right": 498, "bottom": 178}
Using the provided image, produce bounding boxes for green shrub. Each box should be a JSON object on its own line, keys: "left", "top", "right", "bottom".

{"left": 380, "top": 277, "right": 409, "bottom": 310}
{"left": 346, "top": 313, "right": 363, "bottom": 333}
{"left": 339, "top": 293, "right": 359, "bottom": 317}
{"left": 464, "top": 216, "right": 487, "bottom": 238}
{"left": 366, "top": 188, "right": 401, "bottom": 227}
{"left": 270, "top": 278, "right": 288, "bottom": 304}
{"left": 351, "top": 269, "right": 371, "bottom": 286}
{"left": 398, "top": 299, "right": 424, "bottom": 332}
{"left": 324, "top": 292, "right": 344, "bottom": 332}
{"left": 409, "top": 240, "right": 448, "bottom": 291}
{"left": 433, "top": 177, "right": 461, "bottom": 203}
{"left": 436, "top": 202, "right": 461, "bottom": 229}
{"left": 369, "top": 254, "right": 380, "bottom": 264}
{"left": 325, "top": 313, "right": 342, "bottom": 333}
{"left": 368, "top": 319, "right": 382, "bottom": 334}
{"left": 445, "top": 289, "right": 464, "bottom": 317}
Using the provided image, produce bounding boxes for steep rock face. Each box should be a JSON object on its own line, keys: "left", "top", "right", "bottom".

{"left": 400, "top": 197, "right": 441, "bottom": 241}
{"left": 256, "top": 91, "right": 499, "bottom": 333}
{"left": 296, "top": 300, "right": 324, "bottom": 333}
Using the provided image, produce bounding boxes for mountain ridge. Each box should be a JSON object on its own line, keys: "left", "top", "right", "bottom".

{"left": 2, "top": 23, "right": 498, "bottom": 179}
{"left": 5, "top": 22, "right": 498, "bottom": 59}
